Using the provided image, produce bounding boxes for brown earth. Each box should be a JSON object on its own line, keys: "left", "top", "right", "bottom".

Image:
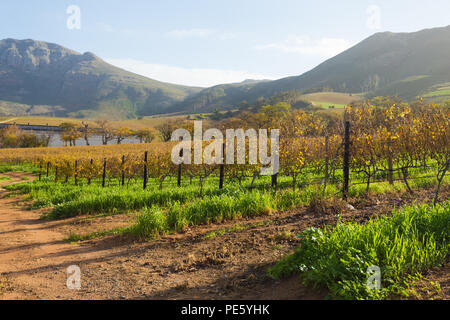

{"left": 0, "top": 172, "right": 448, "bottom": 300}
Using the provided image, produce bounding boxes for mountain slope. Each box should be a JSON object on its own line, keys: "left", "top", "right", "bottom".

{"left": 178, "top": 25, "right": 450, "bottom": 113}
{"left": 0, "top": 39, "right": 201, "bottom": 118}
{"left": 170, "top": 79, "right": 271, "bottom": 113}
{"left": 265, "top": 25, "right": 450, "bottom": 97}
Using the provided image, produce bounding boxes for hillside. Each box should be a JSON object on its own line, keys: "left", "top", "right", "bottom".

{"left": 176, "top": 25, "right": 450, "bottom": 113}
{"left": 269, "top": 25, "right": 450, "bottom": 95}
{"left": 0, "top": 39, "right": 201, "bottom": 119}
{"left": 169, "top": 79, "right": 271, "bottom": 113}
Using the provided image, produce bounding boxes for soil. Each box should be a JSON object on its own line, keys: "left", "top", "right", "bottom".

{"left": 0, "top": 172, "right": 448, "bottom": 300}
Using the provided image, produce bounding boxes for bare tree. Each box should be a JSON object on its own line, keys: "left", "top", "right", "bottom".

{"left": 156, "top": 120, "right": 184, "bottom": 142}
{"left": 95, "top": 120, "right": 114, "bottom": 145}
{"left": 81, "top": 121, "right": 92, "bottom": 146}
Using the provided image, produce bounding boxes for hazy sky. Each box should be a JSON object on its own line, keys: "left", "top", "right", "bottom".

{"left": 1, "top": 0, "right": 450, "bottom": 87}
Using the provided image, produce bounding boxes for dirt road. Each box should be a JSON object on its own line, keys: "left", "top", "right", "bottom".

{"left": 0, "top": 172, "right": 108, "bottom": 299}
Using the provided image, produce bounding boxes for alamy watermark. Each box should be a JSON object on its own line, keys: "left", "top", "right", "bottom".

{"left": 66, "top": 265, "right": 81, "bottom": 290}
{"left": 66, "top": 5, "right": 81, "bottom": 30}
{"left": 366, "top": 5, "right": 382, "bottom": 30}
{"left": 366, "top": 265, "right": 381, "bottom": 290}
{"left": 170, "top": 121, "right": 280, "bottom": 176}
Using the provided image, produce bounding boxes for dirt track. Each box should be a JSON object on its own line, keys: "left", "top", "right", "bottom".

{"left": 0, "top": 172, "right": 448, "bottom": 300}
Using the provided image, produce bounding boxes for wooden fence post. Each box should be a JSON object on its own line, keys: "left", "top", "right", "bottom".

{"left": 102, "top": 158, "right": 107, "bottom": 188}
{"left": 88, "top": 159, "right": 93, "bottom": 185}
{"left": 39, "top": 162, "right": 42, "bottom": 181}
{"left": 46, "top": 162, "right": 50, "bottom": 177}
{"left": 55, "top": 166, "right": 58, "bottom": 183}
{"left": 143, "top": 151, "right": 148, "bottom": 190}
{"left": 322, "top": 135, "right": 329, "bottom": 195}
{"left": 177, "top": 149, "right": 183, "bottom": 187}
{"left": 343, "top": 121, "right": 350, "bottom": 200}
{"left": 74, "top": 160, "right": 78, "bottom": 186}
{"left": 64, "top": 161, "right": 69, "bottom": 184}
{"left": 387, "top": 140, "right": 394, "bottom": 185}
{"left": 271, "top": 173, "right": 278, "bottom": 190}
{"left": 121, "top": 155, "right": 125, "bottom": 187}
{"left": 219, "top": 142, "right": 225, "bottom": 189}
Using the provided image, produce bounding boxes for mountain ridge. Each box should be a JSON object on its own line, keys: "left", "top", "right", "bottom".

{"left": 2, "top": 25, "right": 450, "bottom": 118}
{"left": 0, "top": 38, "right": 202, "bottom": 118}
{"left": 174, "top": 24, "right": 450, "bottom": 113}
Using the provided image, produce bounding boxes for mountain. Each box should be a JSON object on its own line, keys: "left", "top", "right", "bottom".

{"left": 2, "top": 26, "right": 450, "bottom": 119}
{"left": 263, "top": 25, "right": 450, "bottom": 99}
{"left": 0, "top": 39, "right": 202, "bottom": 118}
{"left": 176, "top": 25, "right": 450, "bottom": 113}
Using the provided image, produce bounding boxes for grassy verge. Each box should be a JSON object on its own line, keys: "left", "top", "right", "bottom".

{"left": 6, "top": 180, "right": 241, "bottom": 219}
{"left": 126, "top": 190, "right": 313, "bottom": 239}
{"left": 348, "top": 174, "right": 449, "bottom": 198}
{"left": 268, "top": 201, "right": 450, "bottom": 300}
{"left": 0, "top": 163, "right": 39, "bottom": 174}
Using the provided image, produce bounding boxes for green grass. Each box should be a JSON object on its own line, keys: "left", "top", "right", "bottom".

{"left": 126, "top": 190, "right": 311, "bottom": 239}
{"left": 399, "top": 75, "right": 430, "bottom": 83}
{"left": 424, "top": 88, "right": 450, "bottom": 97}
{"left": 0, "top": 176, "right": 11, "bottom": 181}
{"left": 349, "top": 175, "right": 449, "bottom": 198}
{"left": 0, "top": 163, "right": 38, "bottom": 174}
{"left": 311, "top": 101, "right": 346, "bottom": 109}
{"left": 268, "top": 201, "right": 450, "bottom": 300}
{"left": 8, "top": 180, "right": 257, "bottom": 219}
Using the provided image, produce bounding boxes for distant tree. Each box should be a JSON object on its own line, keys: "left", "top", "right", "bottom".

{"left": 225, "top": 110, "right": 234, "bottom": 118}
{"left": 95, "top": 120, "right": 114, "bottom": 145}
{"left": 114, "top": 127, "right": 133, "bottom": 144}
{"left": 156, "top": 119, "right": 186, "bottom": 142}
{"left": 238, "top": 101, "right": 250, "bottom": 111}
{"left": 135, "top": 128, "right": 157, "bottom": 143}
{"left": 80, "top": 121, "right": 93, "bottom": 146}
{"left": 210, "top": 108, "right": 222, "bottom": 121}
{"left": 0, "top": 126, "right": 19, "bottom": 148}
{"left": 220, "top": 117, "right": 245, "bottom": 131}
{"left": 257, "top": 102, "right": 292, "bottom": 128}
{"left": 0, "top": 125, "right": 49, "bottom": 148}
{"left": 59, "top": 122, "right": 81, "bottom": 146}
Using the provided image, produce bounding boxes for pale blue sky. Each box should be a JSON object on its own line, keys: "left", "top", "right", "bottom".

{"left": 1, "top": 0, "right": 449, "bottom": 87}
